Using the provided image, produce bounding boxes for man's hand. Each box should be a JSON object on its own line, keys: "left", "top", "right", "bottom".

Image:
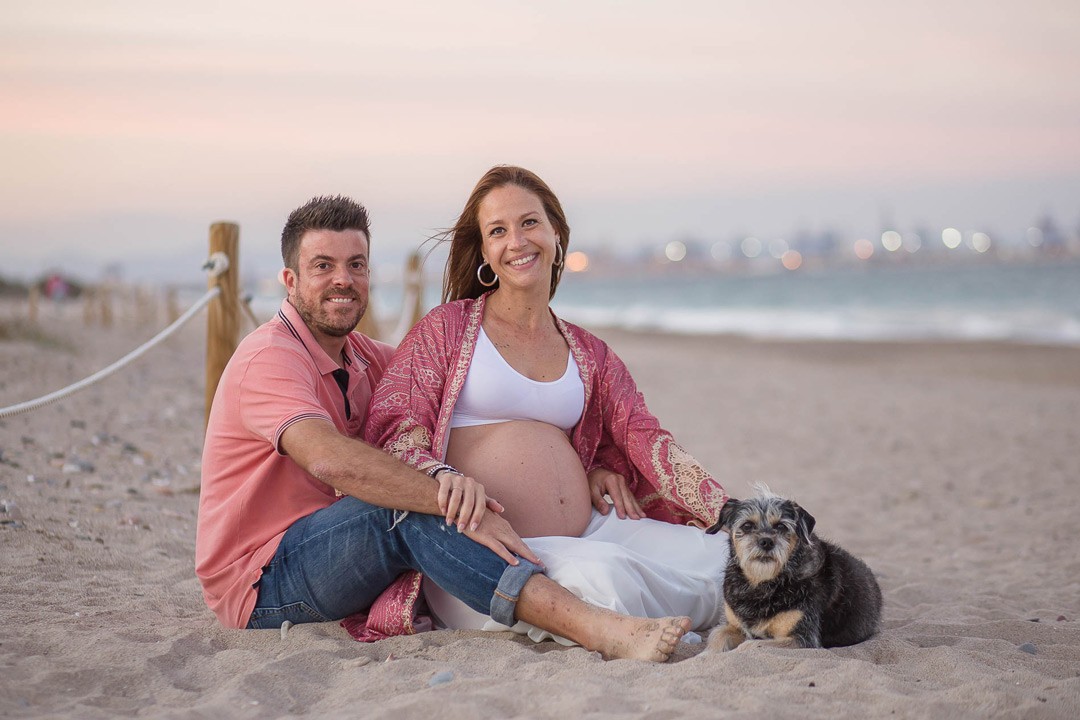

{"left": 587, "top": 467, "right": 644, "bottom": 520}
{"left": 435, "top": 469, "right": 504, "bottom": 533}
{"left": 463, "top": 510, "right": 543, "bottom": 568}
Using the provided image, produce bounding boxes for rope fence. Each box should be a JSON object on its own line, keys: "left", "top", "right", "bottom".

{"left": 0, "top": 286, "right": 221, "bottom": 419}
{"left": 1, "top": 222, "right": 427, "bottom": 422}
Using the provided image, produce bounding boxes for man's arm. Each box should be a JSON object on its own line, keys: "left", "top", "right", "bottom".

{"left": 279, "top": 418, "right": 541, "bottom": 565}
{"left": 282, "top": 418, "right": 445, "bottom": 515}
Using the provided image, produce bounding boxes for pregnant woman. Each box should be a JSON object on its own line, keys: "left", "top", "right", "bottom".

{"left": 365, "top": 165, "right": 730, "bottom": 644}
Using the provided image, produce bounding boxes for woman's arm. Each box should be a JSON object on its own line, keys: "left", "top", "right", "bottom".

{"left": 593, "top": 341, "right": 728, "bottom": 526}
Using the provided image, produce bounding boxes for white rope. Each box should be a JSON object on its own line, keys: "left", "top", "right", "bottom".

{"left": 0, "top": 286, "right": 221, "bottom": 419}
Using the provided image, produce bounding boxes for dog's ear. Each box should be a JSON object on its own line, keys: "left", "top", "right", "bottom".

{"left": 707, "top": 499, "right": 741, "bottom": 534}
{"left": 793, "top": 503, "right": 816, "bottom": 544}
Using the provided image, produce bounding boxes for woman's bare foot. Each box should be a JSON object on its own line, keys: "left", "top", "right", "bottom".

{"left": 514, "top": 575, "right": 692, "bottom": 662}
{"left": 583, "top": 611, "right": 692, "bottom": 662}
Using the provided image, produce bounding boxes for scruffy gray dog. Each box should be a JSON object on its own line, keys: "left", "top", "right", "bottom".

{"left": 706, "top": 486, "right": 882, "bottom": 651}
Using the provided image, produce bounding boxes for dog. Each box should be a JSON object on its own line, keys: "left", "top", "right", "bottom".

{"left": 706, "top": 487, "right": 882, "bottom": 651}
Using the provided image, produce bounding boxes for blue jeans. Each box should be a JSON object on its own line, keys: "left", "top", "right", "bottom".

{"left": 246, "top": 496, "right": 541, "bottom": 629}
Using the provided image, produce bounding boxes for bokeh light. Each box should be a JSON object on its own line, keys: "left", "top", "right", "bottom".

{"left": 881, "top": 230, "right": 902, "bottom": 252}
{"left": 781, "top": 250, "right": 803, "bottom": 271}
{"left": 971, "top": 232, "right": 991, "bottom": 253}
{"left": 740, "top": 237, "right": 762, "bottom": 258}
{"left": 710, "top": 240, "right": 732, "bottom": 261}
{"left": 1026, "top": 227, "right": 1043, "bottom": 247}
{"left": 768, "top": 238, "right": 789, "bottom": 259}
{"left": 854, "top": 238, "right": 874, "bottom": 260}
{"left": 942, "top": 227, "right": 962, "bottom": 249}
{"left": 565, "top": 250, "right": 589, "bottom": 272}
{"left": 664, "top": 241, "right": 687, "bottom": 262}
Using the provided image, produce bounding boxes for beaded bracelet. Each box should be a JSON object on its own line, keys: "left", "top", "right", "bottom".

{"left": 426, "top": 463, "right": 460, "bottom": 479}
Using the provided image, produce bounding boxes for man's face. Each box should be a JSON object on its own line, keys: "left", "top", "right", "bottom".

{"left": 283, "top": 228, "right": 370, "bottom": 348}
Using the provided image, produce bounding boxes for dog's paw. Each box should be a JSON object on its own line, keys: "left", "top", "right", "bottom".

{"left": 735, "top": 637, "right": 801, "bottom": 652}
{"left": 707, "top": 626, "right": 746, "bottom": 652}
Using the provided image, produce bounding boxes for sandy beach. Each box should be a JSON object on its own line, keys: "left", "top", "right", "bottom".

{"left": 1, "top": 299, "right": 1078, "bottom": 719}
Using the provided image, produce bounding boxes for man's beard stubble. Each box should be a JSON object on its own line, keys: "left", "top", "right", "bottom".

{"left": 295, "top": 290, "right": 367, "bottom": 338}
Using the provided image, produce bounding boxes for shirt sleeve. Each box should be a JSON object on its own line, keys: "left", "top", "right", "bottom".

{"left": 237, "top": 344, "right": 333, "bottom": 454}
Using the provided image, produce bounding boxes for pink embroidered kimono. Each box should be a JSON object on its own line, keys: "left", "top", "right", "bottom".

{"left": 343, "top": 293, "right": 727, "bottom": 642}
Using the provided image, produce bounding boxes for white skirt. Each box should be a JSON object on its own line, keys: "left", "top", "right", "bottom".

{"left": 422, "top": 509, "right": 730, "bottom": 646}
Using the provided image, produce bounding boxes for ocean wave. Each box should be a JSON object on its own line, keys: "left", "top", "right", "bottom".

{"left": 555, "top": 303, "right": 1080, "bottom": 346}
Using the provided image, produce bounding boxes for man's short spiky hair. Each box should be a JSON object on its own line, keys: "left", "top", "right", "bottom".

{"left": 280, "top": 195, "right": 371, "bottom": 270}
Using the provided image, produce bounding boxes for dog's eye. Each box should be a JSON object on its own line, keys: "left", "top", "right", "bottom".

{"left": 738, "top": 521, "right": 754, "bottom": 534}
{"left": 774, "top": 525, "right": 789, "bottom": 534}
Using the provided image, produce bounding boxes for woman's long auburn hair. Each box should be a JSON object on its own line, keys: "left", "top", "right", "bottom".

{"left": 440, "top": 165, "right": 570, "bottom": 303}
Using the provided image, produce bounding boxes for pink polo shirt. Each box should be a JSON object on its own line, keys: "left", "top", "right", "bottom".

{"left": 195, "top": 299, "right": 395, "bottom": 628}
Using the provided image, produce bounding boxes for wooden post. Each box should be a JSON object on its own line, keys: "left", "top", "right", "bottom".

{"left": 28, "top": 285, "right": 39, "bottom": 323}
{"left": 83, "top": 287, "right": 97, "bottom": 325}
{"left": 205, "top": 222, "right": 240, "bottom": 427}
{"left": 134, "top": 286, "right": 154, "bottom": 328}
{"left": 100, "top": 285, "right": 113, "bottom": 328}
{"left": 166, "top": 286, "right": 180, "bottom": 324}
{"left": 406, "top": 251, "right": 425, "bottom": 328}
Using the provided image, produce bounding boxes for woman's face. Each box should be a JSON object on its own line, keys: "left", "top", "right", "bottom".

{"left": 476, "top": 184, "right": 559, "bottom": 295}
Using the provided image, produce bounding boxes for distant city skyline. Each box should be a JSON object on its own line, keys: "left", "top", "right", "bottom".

{"left": 2, "top": 1, "right": 1078, "bottom": 285}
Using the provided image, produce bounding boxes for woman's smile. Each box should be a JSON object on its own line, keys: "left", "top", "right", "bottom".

{"left": 508, "top": 253, "right": 539, "bottom": 267}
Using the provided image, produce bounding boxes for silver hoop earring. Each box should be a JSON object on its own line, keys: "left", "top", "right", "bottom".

{"left": 477, "top": 262, "right": 499, "bottom": 287}
{"left": 554, "top": 243, "right": 565, "bottom": 268}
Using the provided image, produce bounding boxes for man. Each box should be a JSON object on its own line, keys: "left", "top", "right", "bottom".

{"left": 195, "top": 195, "right": 689, "bottom": 661}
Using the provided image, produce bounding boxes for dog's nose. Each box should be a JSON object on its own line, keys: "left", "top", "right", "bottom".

{"left": 757, "top": 537, "right": 774, "bottom": 551}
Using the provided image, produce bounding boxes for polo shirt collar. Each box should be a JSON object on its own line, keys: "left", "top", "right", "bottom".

{"left": 275, "top": 298, "right": 370, "bottom": 374}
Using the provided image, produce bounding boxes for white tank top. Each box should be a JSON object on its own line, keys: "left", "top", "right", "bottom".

{"left": 450, "top": 327, "right": 585, "bottom": 432}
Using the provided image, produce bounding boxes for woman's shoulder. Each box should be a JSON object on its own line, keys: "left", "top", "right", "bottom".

{"left": 393, "top": 298, "right": 481, "bottom": 356}
{"left": 423, "top": 297, "right": 474, "bottom": 320}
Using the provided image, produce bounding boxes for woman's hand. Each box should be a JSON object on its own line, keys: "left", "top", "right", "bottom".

{"left": 587, "top": 467, "right": 644, "bottom": 520}
{"left": 464, "top": 511, "right": 543, "bottom": 568}
{"left": 436, "top": 469, "right": 504, "bottom": 532}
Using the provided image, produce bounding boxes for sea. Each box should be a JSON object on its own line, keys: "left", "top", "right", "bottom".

{"left": 251, "top": 259, "right": 1080, "bottom": 347}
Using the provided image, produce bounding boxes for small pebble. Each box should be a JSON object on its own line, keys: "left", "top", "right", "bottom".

{"left": 808, "top": 681, "right": 816, "bottom": 688}
{"left": 1057, "top": 615, "right": 1067, "bottom": 622}
{"left": 62, "top": 460, "right": 95, "bottom": 474}
{"left": 1018, "top": 643, "right": 1037, "bottom": 655}
{"left": 428, "top": 671, "right": 455, "bottom": 687}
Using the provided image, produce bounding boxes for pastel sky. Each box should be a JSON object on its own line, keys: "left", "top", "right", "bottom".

{"left": 2, "top": 0, "right": 1078, "bottom": 285}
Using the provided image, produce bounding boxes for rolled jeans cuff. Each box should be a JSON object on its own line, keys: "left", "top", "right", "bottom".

{"left": 489, "top": 558, "right": 543, "bottom": 626}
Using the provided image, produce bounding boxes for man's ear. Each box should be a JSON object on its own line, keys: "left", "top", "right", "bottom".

{"left": 281, "top": 267, "right": 297, "bottom": 294}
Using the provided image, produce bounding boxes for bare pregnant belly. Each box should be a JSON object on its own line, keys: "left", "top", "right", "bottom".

{"left": 446, "top": 421, "right": 592, "bottom": 538}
